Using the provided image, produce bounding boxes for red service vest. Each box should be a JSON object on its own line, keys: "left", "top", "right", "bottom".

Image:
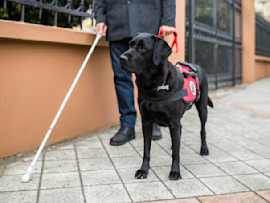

{"left": 176, "top": 65, "right": 200, "bottom": 103}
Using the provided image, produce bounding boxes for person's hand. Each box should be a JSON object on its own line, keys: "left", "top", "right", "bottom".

{"left": 96, "top": 22, "right": 108, "bottom": 36}
{"left": 159, "top": 25, "right": 176, "bottom": 36}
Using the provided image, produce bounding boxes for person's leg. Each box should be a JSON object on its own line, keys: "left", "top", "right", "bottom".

{"left": 109, "top": 39, "right": 137, "bottom": 145}
{"left": 152, "top": 123, "right": 162, "bottom": 140}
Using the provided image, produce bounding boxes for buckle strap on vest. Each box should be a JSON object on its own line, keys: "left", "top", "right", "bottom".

{"left": 176, "top": 61, "right": 197, "bottom": 73}
{"left": 183, "top": 71, "right": 198, "bottom": 78}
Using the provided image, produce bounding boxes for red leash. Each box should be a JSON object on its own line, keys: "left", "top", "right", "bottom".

{"left": 158, "top": 29, "right": 179, "bottom": 53}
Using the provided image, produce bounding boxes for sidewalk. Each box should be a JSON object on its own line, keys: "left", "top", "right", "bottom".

{"left": 0, "top": 78, "right": 270, "bottom": 203}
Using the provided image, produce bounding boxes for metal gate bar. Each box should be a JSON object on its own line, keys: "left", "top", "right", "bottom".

{"left": 186, "top": 0, "right": 242, "bottom": 90}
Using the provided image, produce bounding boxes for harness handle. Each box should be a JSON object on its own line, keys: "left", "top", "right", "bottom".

{"left": 158, "top": 29, "right": 178, "bottom": 53}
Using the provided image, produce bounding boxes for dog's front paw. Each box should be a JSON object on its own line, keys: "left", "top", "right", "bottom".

{"left": 200, "top": 147, "right": 209, "bottom": 156}
{"left": 169, "top": 171, "right": 182, "bottom": 180}
{"left": 135, "top": 170, "right": 148, "bottom": 179}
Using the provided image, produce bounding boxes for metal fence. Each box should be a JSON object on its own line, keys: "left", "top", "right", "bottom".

{"left": 256, "top": 14, "right": 270, "bottom": 57}
{"left": 186, "top": 0, "right": 242, "bottom": 90}
{"left": 1, "top": 0, "right": 94, "bottom": 28}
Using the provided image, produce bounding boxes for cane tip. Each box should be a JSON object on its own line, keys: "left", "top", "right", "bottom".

{"left": 22, "top": 174, "right": 30, "bottom": 183}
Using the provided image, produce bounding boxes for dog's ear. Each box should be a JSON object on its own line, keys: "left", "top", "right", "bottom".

{"left": 152, "top": 36, "right": 172, "bottom": 66}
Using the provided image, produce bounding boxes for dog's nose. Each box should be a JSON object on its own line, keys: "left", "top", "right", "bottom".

{"left": 119, "top": 54, "right": 128, "bottom": 62}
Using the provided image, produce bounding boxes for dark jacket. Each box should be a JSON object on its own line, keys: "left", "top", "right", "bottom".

{"left": 94, "top": 0, "right": 176, "bottom": 41}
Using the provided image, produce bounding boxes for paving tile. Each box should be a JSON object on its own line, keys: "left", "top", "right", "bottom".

{"left": 0, "top": 165, "right": 4, "bottom": 177}
{"left": 151, "top": 166, "right": 194, "bottom": 180}
{"left": 242, "top": 141, "right": 269, "bottom": 150}
{"left": 215, "top": 161, "right": 259, "bottom": 175}
{"left": 3, "top": 161, "right": 42, "bottom": 175}
{"left": 0, "top": 190, "right": 37, "bottom": 203}
{"left": 98, "top": 132, "right": 118, "bottom": 142}
{"left": 117, "top": 168, "right": 159, "bottom": 183}
{"left": 45, "top": 149, "right": 76, "bottom": 161}
{"left": 104, "top": 145, "right": 140, "bottom": 157}
{"left": 150, "top": 155, "right": 173, "bottom": 167}
{"left": 15, "top": 152, "right": 43, "bottom": 162}
{"left": 79, "top": 157, "right": 114, "bottom": 171}
{"left": 181, "top": 154, "right": 209, "bottom": 165}
{"left": 43, "top": 159, "right": 78, "bottom": 173}
{"left": 180, "top": 145, "right": 197, "bottom": 154}
{"left": 186, "top": 144, "right": 221, "bottom": 154}
{"left": 41, "top": 172, "right": 81, "bottom": 189}
{"left": 111, "top": 156, "right": 142, "bottom": 170}
{"left": 136, "top": 143, "right": 171, "bottom": 157}
{"left": 265, "top": 172, "right": 270, "bottom": 178}
{"left": 212, "top": 141, "right": 245, "bottom": 152}
{"left": 130, "top": 138, "right": 159, "bottom": 149}
{"left": 185, "top": 164, "right": 226, "bottom": 178}
{"left": 228, "top": 150, "right": 264, "bottom": 161}
{"left": 154, "top": 138, "right": 172, "bottom": 151}
{"left": 204, "top": 151, "right": 237, "bottom": 163}
{"left": 245, "top": 159, "right": 270, "bottom": 173}
{"left": 234, "top": 174, "right": 270, "bottom": 190}
{"left": 57, "top": 144, "right": 74, "bottom": 150}
{"left": 221, "top": 135, "right": 251, "bottom": 146}
{"left": 181, "top": 136, "right": 201, "bottom": 146}
{"left": 200, "top": 176, "right": 249, "bottom": 195}
{"left": 256, "top": 190, "right": 270, "bottom": 202}
{"left": 154, "top": 142, "right": 195, "bottom": 156}
{"left": 81, "top": 170, "right": 121, "bottom": 186}
{"left": 76, "top": 147, "right": 108, "bottom": 159}
{"left": 84, "top": 184, "right": 131, "bottom": 203}
{"left": 0, "top": 174, "right": 40, "bottom": 192}
{"left": 75, "top": 136, "right": 103, "bottom": 149}
{"left": 39, "top": 187, "right": 84, "bottom": 203}
{"left": 149, "top": 198, "right": 200, "bottom": 203}
{"left": 125, "top": 182, "right": 174, "bottom": 202}
{"left": 129, "top": 136, "right": 144, "bottom": 148}
{"left": 163, "top": 179, "right": 213, "bottom": 198}
{"left": 199, "top": 191, "right": 267, "bottom": 203}
{"left": 255, "top": 148, "right": 270, "bottom": 158}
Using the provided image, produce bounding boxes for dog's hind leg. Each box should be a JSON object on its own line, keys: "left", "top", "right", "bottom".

{"left": 169, "top": 120, "right": 182, "bottom": 180}
{"left": 135, "top": 122, "right": 152, "bottom": 179}
{"left": 195, "top": 99, "right": 209, "bottom": 156}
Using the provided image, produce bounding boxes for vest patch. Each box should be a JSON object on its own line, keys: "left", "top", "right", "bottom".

{"left": 189, "top": 81, "right": 196, "bottom": 96}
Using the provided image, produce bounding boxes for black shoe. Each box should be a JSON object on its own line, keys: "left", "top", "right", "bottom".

{"left": 110, "top": 127, "right": 135, "bottom": 146}
{"left": 152, "top": 123, "right": 162, "bottom": 141}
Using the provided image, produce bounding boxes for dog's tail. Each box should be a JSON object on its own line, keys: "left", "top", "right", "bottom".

{"left": 208, "top": 97, "right": 214, "bottom": 108}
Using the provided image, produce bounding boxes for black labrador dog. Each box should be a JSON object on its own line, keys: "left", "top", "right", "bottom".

{"left": 119, "top": 33, "right": 213, "bottom": 180}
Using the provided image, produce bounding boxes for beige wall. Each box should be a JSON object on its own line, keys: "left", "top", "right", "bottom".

{"left": 168, "top": 0, "right": 186, "bottom": 63}
{"left": 242, "top": 0, "right": 270, "bottom": 83}
{"left": 242, "top": 0, "right": 256, "bottom": 83}
{"left": 255, "top": 56, "right": 270, "bottom": 80}
{"left": 0, "top": 20, "right": 119, "bottom": 158}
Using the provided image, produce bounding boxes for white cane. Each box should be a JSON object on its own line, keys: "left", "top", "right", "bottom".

{"left": 22, "top": 33, "right": 102, "bottom": 183}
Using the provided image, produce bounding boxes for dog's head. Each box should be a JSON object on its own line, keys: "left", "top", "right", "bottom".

{"left": 120, "top": 33, "right": 172, "bottom": 76}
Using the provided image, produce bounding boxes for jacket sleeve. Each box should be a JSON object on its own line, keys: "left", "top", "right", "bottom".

{"left": 161, "top": 0, "right": 176, "bottom": 27}
{"left": 94, "top": 0, "right": 107, "bottom": 24}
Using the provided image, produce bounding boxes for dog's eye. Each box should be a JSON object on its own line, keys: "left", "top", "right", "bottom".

{"left": 129, "top": 41, "right": 135, "bottom": 48}
{"left": 139, "top": 45, "right": 145, "bottom": 51}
